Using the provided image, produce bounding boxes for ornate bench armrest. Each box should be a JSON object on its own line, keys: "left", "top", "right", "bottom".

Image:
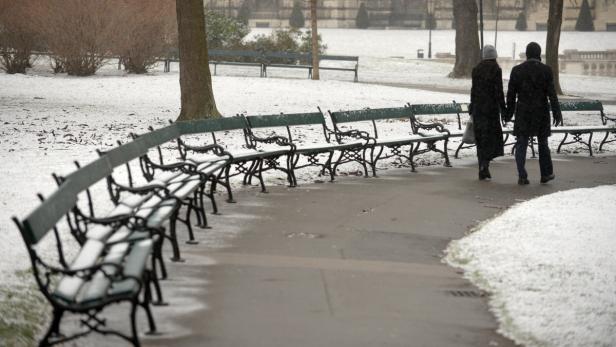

{"left": 250, "top": 134, "right": 297, "bottom": 151}
{"left": 414, "top": 120, "right": 451, "bottom": 136}
{"left": 39, "top": 258, "right": 123, "bottom": 278}
{"left": 145, "top": 160, "right": 195, "bottom": 173}
{"left": 113, "top": 181, "right": 170, "bottom": 196}
{"left": 179, "top": 140, "right": 230, "bottom": 156}
{"left": 328, "top": 128, "right": 376, "bottom": 146}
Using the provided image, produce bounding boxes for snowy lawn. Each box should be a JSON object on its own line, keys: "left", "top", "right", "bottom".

{"left": 446, "top": 185, "right": 616, "bottom": 347}
{"left": 0, "top": 70, "right": 473, "bottom": 345}
{"left": 1, "top": 50, "right": 615, "bottom": 344}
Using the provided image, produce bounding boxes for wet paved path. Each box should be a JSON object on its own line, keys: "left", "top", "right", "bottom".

{"left": 131, "top": 155, "right": 616, "bottom": 347}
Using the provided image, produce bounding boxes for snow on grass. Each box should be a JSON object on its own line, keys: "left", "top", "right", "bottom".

{"left": 445, "top": 185, "right": 616, "bottom": 347}
{"left": 1, "top": 54, "right": 615, "bottom": 344}
{"left": 249, "top": 29, "right": 616, "bottom": 59}
{"left": 0, "top": 71, "right": 467, "bottom": 282}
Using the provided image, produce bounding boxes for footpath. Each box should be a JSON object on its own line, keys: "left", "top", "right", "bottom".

{"left": 132, "top": 155, "right": 616, "bottom": 347}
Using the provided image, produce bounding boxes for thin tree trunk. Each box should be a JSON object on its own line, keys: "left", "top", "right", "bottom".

{"left": 310, "top": 0, "right": 319, "bottom": 80}
{"left": 450, "top": 0, "right": 480, "bottom": 78}
{"left": 176, "top": 0, "right": 220, "bottom": 121}
{"left": 546, "top": 0, "right": 564, "bottom": 95}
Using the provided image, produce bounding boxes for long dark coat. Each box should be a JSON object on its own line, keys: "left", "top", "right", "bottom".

{"left": 506, "top": 59, "right": 562, "bottom": 138}
{"left": 470, "top": 60, "right": 505, "bottom": 161}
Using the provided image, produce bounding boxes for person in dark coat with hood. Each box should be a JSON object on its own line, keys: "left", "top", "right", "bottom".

{"left": 470, "top": 44, "right": 506, "bottom": 180}
{"left": 505, "top": 42, "right": 563, "bottom": 185}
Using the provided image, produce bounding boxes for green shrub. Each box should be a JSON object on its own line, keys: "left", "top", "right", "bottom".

{"left": 289, "top": 1, "right": 305, "bottom": 28}
{"left": 575, "top": 0, "right": 595, "bottom": 32}
{"left": 356, "top": 3, "right": 370, "bottom": 29}
{"left": 244, "top": 28, "right": 326, "bottom": 64}
{"left": 298, "top": 30, "right": 327, "bottom": 55}
{"left": 205, "top": 10, "right": 250, "bottom": 49}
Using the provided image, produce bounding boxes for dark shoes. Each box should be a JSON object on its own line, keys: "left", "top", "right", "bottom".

{"left": 540, "top": 174, "right": 555, "bottom": 184}
{"left": 517, "top": 174, "right": 555, "bottom": 185}
{"left": 479, "top": 167, "right": 491, "bottom": 180}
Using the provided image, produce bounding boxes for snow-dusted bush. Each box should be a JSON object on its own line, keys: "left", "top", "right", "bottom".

{"left": 206, "top": 10, "right": 250, "bottom": 50}
{"left": 118, "top": 1, "right": 176, "bottom": 74}
{"left": 0, "top": 0, "right": 38, "bottom": 74}
{"left": 244, "top": 28, "right": 326, "bottom": 64}
{"left": 33, "top": 0, "right": 127, "bottom": 76}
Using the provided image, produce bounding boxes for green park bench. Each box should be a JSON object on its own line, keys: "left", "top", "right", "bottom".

{"left": 174, "top": 115, "right": 295, "bottom": 199}
{"left": 552, "top": 100, "right": 616, "bottom": 156}
{"left": 131, "top": 126, "right": 228, "bottom": 231}
{"left": 245, "top": 110, "right": 372, "bottom": 184}
{"left": 13, "top": 156, "right": 159, "bottom": 347}
{"left": 202, "top": 50, "right": 360, "bottom": 82}
{"left": 329, "top": 105, "right": 451, "bottom": 176}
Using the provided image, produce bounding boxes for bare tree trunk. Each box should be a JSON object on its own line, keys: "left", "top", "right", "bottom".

{"left": 450, "top": 0, "right": 480, "bottom": 78}
{"left": 176, "top": 0, "right": 220, "bottom": 121}
{"left": 546, "top": 0, "right": 563, "bottom": 95}
{"left": 310, "top": 0, "right": 319, "bottom": 80}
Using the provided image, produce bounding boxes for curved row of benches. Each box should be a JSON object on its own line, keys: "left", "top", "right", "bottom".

{"left": 12, "top": 100, "right": 615, "bottom": 346}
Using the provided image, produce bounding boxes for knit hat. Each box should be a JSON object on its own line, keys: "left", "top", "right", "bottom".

{"left": 526, "top": 42, "right": 542, "bottom": 60}
{"left": 482, "top": 45, "right": 498, "bottom": 60}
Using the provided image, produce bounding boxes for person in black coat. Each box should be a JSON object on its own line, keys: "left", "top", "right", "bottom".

{"left": 470, "top": 45, "right": 506, "bottom": 180}
{"left": 505, "top": 42, "right": 563, "bottom": 185}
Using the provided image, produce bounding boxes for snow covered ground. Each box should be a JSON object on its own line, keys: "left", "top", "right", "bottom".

{"left": 2, "top": 28, "right": 616, "bottom": 345}
{"left": 0, "top": 71, "right": 469, "bottom": 284}
{"left": 446, "top": 186, "right": 616, "bottom": 347}
{"left": 249, "top": 29, "right": 616, "bottom": 59}
{"left": 246, "top": 29, "right": 616, "bottom": 100}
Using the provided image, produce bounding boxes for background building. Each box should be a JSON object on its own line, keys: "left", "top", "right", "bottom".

{"left": 204, "top": 0, "right": 616, "bottom": 31}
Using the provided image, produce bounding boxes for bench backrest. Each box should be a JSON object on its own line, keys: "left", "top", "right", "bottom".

{"left": 20, "top": 156, "right": 115, "bottom": 246}
{"left": 559, "top": 100, "right": 603, "bottom": 112}
{"left": 135, "top": 123, "right": 181, "bottom": 149}
{"left": 247, "top": 112, "right": 326, "bottom": 128}
{"left": 330, "top": 107, "right": 411, "bottom": 124}
{"left": 209, "top": 50, "right": 358, "bottom": 64}
{"left": 329, "top": 107, "right": 413, "bottom": 139}
{"left": 246, "top": 112, "right": 328, "bottom": 143}
{"left": 558, "top": 100, "right": 606, "bottom": 125}
{"left": 409, "top": 102, "right": 464, "bottom": 130}
{"left": 176, "top": 116, "right": 248, "bottom": 135}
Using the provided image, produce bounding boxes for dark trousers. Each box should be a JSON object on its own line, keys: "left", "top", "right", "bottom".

{"left": 515, "top": 135, "right": 553, "bottom": 178}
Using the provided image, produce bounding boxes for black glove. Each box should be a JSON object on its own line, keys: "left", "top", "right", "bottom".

{"left": 552, "top": 112, "right": 563, "bottom": 127}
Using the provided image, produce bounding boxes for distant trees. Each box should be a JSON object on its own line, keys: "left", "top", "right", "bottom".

{"left": 0, "top": 0, "right": 177, "bottom": 76}
{"left": 575, "top": 0, "right": 595, "bottom": 31}
{"left": 34, "top": 0, "right": 127, "bottom": 76}
{"left": 356, "top": 3, "right": 370, "bottom": 29}
{"left": 450, "top": 0, "right": 480, "bottom": 78}
{"left": 515, "top": 11, "right": 527, "bottom": 31}
{"left": 289, "top": 1, "right": 305, "bottom": 28}
{"left": 546, "top": 0, "right": 564, "bottom": 95}
{"left": 0, "top": 0, "right": 38, "bottom": 74}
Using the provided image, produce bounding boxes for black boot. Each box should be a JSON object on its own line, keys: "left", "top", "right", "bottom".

{"left": 478, "top": 161, "right": 491, "bottom": 180}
